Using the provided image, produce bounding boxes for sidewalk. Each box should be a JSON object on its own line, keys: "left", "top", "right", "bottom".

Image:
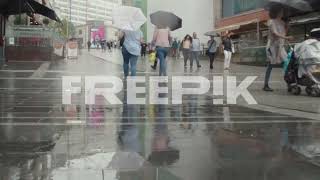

{"left": 89, "top": 49, "right": 320, "bottom": 115}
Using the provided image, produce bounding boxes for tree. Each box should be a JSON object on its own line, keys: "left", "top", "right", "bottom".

{"left": 13, "top": 15, "right": 27, "bottom": 25}
{"left": 49, "top": 18, "right": 75, "bottom": 39}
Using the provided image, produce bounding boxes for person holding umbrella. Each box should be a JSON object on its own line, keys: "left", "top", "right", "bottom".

{"left": 151, "top": 26, "right": 172, "bottom": 76}
{"left": 150, "top": 11, "right": 182, "bottom": 76}
{"left": 263, "top": 4, "right": 293, "bottom": 91}
{"left": 119, "top": 30, "right": 143, "bottom": 77}
{"left": 112, "top": 6, "right": 146, "bottom": 77}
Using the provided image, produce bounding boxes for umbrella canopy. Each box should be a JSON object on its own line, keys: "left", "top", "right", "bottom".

{"left": 150, "top": 11, "right": 182, "bottom": 31}
{"left": 268, "top": 0, "right": 312, "bottom": 11}
{"left": 112, "top": 6, "right": 147, "bottom": 31}
{"left": 0, "top": 0, "right": 60, "bottom": 22}
{"left": 204, "top": 31, "right": 220, "bottom": 37}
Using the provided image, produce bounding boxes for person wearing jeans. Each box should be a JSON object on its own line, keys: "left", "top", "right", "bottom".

{"left": 122, "top": 47, "right": 138, "bottom": 76}
{"left": 156, "top": 47, "right": 169, "bottom": 76}
{"left": 191, "top": 32, "right": 201, "bottom": 68}
{"left": 263, "top": 5, "right": 293, "bottom": 91}
{"left": 121, "top": 30, "right": 143, "bottom": 77}
{"left": 152, "top": 27, "right": 171, "bottom": 76}
{"left": 182, "top": 35, "right": 192, "bottom": 67}
{"left": 207, "top": 36, "right": 217, "bottom": 69}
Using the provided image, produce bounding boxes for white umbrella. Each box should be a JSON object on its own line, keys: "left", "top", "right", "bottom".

{"left": 112, "top": 6, "right": 147, "bottom": 31}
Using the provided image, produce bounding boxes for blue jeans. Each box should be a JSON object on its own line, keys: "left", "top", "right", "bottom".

{"left": 122, "top": 47, "right": 138, "bottom": 77}
{"left": 156, "top": 47, "right": 169, "bottom": 76}
{"left": 264, "top": 62, "right": 275, "bottom": 87}
{"left": 191, "top": 51, "right": 201, "bottom": 67}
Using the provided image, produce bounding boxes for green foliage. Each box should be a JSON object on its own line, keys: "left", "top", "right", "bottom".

{"left": 13, "top": 15, "right": 27, "bottom": 25}
{"left": 49, "top": 18, "right": 75, "bottom": 39}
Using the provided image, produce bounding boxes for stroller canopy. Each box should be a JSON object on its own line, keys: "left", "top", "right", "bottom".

{"left": 294, "top": 39, "right": 320, "bottom": 65}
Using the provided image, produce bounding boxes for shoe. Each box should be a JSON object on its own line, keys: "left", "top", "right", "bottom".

{"left": 151, "top": 65, "right": 156, "bottom": 70}
{"left": 210, "top": 66, "right": 213, "bottom": 69}
{"left": 263, "top": 86, "right": 274, "bottom": 92}
{"left": 197, "top": 65, "right": 201, "bottom": 68}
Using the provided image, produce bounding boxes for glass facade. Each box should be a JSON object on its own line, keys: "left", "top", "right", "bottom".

{"left": 222, "top": 0, "right": 267, "bottom": 18}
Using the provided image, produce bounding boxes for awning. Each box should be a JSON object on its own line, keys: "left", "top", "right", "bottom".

{"left": 214, "top": 19, "right": 258, "bottom": 33}
{"left": 0, "top": 0, "right": 60, "bottom": 22}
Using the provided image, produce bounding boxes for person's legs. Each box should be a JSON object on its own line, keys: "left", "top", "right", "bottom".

{"left": 183, "top": 49, "right": 189, "bottom": 67}
{"left": 264, "top": 62, "right": 274, "bottom": 91}
{"left": 190, "top": 51, "right": 195, "bottom": 67}
{"left": 129, "top": 55, "right": 138, "bottom": 76}
{"left": 228, "top": 52, "right": 232, "bottom": 68}
{"left": 195, "top": 51, "right": 201, "bottom": 67}
{"left": 209, "top": 53, "right": 215, "bottom": 69}
{"left": 122, "top": 47, "right": 130, "bottom": 77}
{"left": 157, "top": 47, "right": 168, "bottom": 76}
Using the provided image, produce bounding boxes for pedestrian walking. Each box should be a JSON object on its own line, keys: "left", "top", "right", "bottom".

{"left": 207, "top": 36, "right": 218, "bottom": 69}
{"left": 87, "top": 41, "right": 91, "bottom": 52}
{"left": 263, "top": 4, "right": 293, "bottom": 92}
{"left": 182, "top": 35, "right": 192, "bottom": 67}
{"left": 107, "top": 41, "right": 112, "bottom": 52}
{"left": 191, "top": 32, "right": 201, "bottom": 68}
{"left": 120, "top": 30, "right": 143, "bottom": 77}
{"left": 171, "top": 38, "right": 179, "bottom": 58}
{"left": 222, "top": 32, "right": 233, "bottom": 70}
{"left": 152, "top": 26, "right": 171, "bottom": 76}
{"left": 141, "top": 41, "right": 147, "bottom": 58}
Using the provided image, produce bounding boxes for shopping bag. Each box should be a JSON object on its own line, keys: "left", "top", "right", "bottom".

{"left": 149, "top": 52, "right": 156, "bottom": 64}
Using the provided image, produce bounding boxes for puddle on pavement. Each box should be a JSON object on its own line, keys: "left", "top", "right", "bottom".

{"left": 1, "top": 100, "right": 320, "bottom": 180}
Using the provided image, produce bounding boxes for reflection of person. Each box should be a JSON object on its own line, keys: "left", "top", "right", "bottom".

{"left": 191, "top": 32, "right": 201, "bottom": 68}
{"left": 207, "top": 36, "right": 217, "bottom": 69}
{"left": 222, "top": 33, "right": 233, "bottom": 70}
{"left": 120, "top": 30, "right": 143, "bottom": 77}
{"left": 152, "top": 26, "right": 171, "bottom": 76}
{"left": 263, "top": 4, "right": 293, "bottom": 92}
{"left": 182, "top": 35, "right": 192, "bottom": 67}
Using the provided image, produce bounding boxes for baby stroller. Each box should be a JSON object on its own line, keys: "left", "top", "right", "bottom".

{"left": 284, "top": 29, "right": 320, "bottom": 96}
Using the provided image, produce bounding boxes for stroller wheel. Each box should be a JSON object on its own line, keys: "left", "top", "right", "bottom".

{"left": 306, "top": 87, "right": 313, "bottom": 96}
{"left": 311, "top": 87, "right": 320, "bottom": 97}
{"left": 291, "top": 86, "right": 301, "bottom": 95}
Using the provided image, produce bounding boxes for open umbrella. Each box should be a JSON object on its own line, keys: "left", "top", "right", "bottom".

{"left": 0, "top": 0, "right": 60, "bottom": 22}
{"left": 266, "top": 0, "right": 313, "bottom": 12}
{"left": 150, "top": 11, "right": 182, "bottom": 31}
{"left": 112, "top": 6, "right": 147, "bottom": 31}
{"left": 204, "top": 31, "right": 220, "bottom": 37}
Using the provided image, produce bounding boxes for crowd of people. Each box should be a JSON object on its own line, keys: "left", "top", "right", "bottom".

{"left": 85, "top": 4, "right": 299, "bottom": 93}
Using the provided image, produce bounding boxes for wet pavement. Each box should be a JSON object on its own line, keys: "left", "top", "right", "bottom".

{"left": 0, "top": 50, "right": 320, "bottom": 180}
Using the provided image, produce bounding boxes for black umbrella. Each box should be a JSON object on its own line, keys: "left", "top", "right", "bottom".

{"left": 150, "top": 11, "right": 182, "bottom": 31}
{"left": 265, "top": 0, "right": 317, "bottom": 17}
{"left": 0, "top": 0, "right": 60, "bottom": 22}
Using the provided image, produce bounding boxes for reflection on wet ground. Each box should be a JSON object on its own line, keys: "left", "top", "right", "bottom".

{"left": 0, "top": 58, "right": 320, "bottom": 180}
{"left": 1, "top": 89, "right": 320, "bottom": 180}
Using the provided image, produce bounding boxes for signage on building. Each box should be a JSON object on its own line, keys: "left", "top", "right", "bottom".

{"left": 67, "top": 41, "right": 78, "bottom": 58}
{"left": 9, "top": 37, "right": 15, "bottom": 45}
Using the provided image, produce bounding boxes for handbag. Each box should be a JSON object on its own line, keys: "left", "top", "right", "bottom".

{"left": 206, "top": 40, "right": 215, "bottom": 56}
{"left": 120, "top": 35, "right": 125, "bottom": 47}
